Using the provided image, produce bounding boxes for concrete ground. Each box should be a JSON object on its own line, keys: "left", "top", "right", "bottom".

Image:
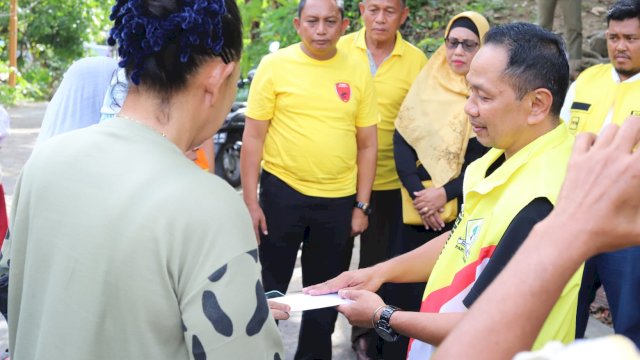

{"left": 0, "top": 102, "right": 612, "bottom": 359}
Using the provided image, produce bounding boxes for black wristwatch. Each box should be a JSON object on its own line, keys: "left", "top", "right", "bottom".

{"left": 374, "top": 305, "right": 400, "bottom": 342}
{"left": 354, "top": 201, "right": 373, "bottom": 216}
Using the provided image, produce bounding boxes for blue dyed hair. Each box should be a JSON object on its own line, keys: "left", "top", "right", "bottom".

{"left": 108, "top": 0, "right": 242, "bottom": 94}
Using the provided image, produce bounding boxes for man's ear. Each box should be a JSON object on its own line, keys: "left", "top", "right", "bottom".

{"left": 204, "top": 61, "right": 236, "bottom": 103}
{"left": 359, "top": 2, "right": 365, "bottom": 16}
{"left": 526, "top": 88, "right": 553, "bottom": 125}
{"left": 294, "top": 17, "right": 301, "bottom": 34}
{"left": 341, "top": 18, "right": 350, "bottom": 35}
{"left": 400, "top": 6, "right": 409, "bottom": 25}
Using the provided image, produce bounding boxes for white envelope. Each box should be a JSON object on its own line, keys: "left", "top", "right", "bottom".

{"left": 272, "top": 293, "right": 352, "bottom": 312}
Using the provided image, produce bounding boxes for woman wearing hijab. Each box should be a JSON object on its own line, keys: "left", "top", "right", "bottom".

{"left": 2, "top": 0, "right": 284, "bottom": 358}
{"left": 382, "top": 11, "right": 491, "bottom": 358}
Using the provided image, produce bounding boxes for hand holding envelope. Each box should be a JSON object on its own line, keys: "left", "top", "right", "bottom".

{"left": 271, "top": 293, "right": 353, "bottom": 312}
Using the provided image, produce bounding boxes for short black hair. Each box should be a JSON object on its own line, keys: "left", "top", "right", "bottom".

{"left": 484, "top": 22, "right": 569, "bottom": 117}
{"left": 297, "top": 0, "right": 345, "bottom": 18}
{"left": 607, "top": 0, "right": 640, "bottom": 24}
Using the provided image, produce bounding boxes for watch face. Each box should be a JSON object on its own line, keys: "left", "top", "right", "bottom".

{"left": 374, "top": 323, "right": 398, "bottom": 342}
{"left": 374, "top": 306, "right": 400, "bottom": 342}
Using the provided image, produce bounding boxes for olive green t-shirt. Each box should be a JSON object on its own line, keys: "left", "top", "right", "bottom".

{"left": 2, "top": 117, "right": 283, "bottom": 359}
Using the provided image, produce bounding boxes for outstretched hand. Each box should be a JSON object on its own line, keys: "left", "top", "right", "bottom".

{"left": 303, "top": 267, "right": 383, "bottom": 296}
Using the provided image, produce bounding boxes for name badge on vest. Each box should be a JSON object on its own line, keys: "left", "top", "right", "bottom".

{"left": 569, "top": 102, "right": 592, "bottom": 131}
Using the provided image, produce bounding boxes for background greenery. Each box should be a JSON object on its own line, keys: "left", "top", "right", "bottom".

{"left": 0, "top": 0, "right": 508, "bottom": 105}
{"left": 0, "top": 0, "right": 113, "bottom": 104}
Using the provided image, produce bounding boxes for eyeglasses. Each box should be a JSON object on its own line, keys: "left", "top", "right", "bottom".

{"left": 445, "top": 37, "right": 479, "bottom": 52}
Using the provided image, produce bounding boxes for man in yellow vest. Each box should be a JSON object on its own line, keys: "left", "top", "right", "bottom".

{"left": 336, "top": 0, "right": 426, "bottom": 357}
{"left": 240, "top": 0, "right": 378, "bottom": 357}
{"left": 560, "top": 0, "right": 640, "bottom": 348}
{"left": 306, "top": 23, "right": 581, "bottom": 358}
{"left": 436, "top": 117, "right": 640, "bottom": 360}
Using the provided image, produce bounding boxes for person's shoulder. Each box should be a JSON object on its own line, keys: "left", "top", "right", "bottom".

{"left": 175, "top": 169, "right": 240, "bottom": 204}
{"left": 577, "top": 63, "right": 612, "bottom": 81}
{"left": 400, "top": 39, "right": 427, "bottom": 61}
{"left": 337, "top": 49, "right": 369, "bottom": 74}
{"left": 338, "top": 31, "right": 359, "bottom": 49}
{"left": 66, "top": 56, "right": 118, "bottom": 76}
{"left": 269, "top": 44, "right": 300, "bottom": 60}
{"left": 258, "top": 44, "right": 301, "bottom": 70}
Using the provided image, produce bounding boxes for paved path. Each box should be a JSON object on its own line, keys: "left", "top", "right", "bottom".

{"left": 0, "top": 102, "right": 612, "bottom": 359}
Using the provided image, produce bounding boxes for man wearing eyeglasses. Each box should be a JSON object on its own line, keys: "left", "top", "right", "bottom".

{"left": 306, "top": 23, "right": 582, "bottom": 358}
{"left": 336, "top": 0, "right": 426, "bottom": 358}
{"left": 560, "top": 0, "right": 640, "bottom": 348}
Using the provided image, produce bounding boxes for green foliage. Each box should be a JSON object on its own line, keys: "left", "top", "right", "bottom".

{"left": 240, "top": 0, "right": 302, "bottom": 74}
{"left": 238, "top": 0, "right": 508, "bottom": 70}
{"left": 0, "top": 0, "right": 112, "bottom": 105}
{"left": 0, "top": 0, "right": 512, "bottom": 104}
{"left": 0, "top": 62, "right": 50, "bottom": 104}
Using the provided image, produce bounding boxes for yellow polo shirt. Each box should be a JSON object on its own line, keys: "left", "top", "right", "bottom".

{"left": 246, "top": 44, "right": 378, "bottom": 197}
{"left": 338, "top": 29, "right": 427, "bottom": 190}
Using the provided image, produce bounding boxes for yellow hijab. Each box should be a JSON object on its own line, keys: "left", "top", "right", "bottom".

{"left": 395, "top": 11, "right": 490, "bottom": 187}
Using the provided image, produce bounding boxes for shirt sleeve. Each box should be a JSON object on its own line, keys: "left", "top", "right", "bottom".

{"left": 176, "top": 185, "right": 283, "bottom": 360}
{"left": 355, "top": 69, "right": 379, "bottom": 128}
{"left": 462, "top": 197, "right": 554, "bottom": 308}
{"left": 180, "top": 251, "right": 283, "bottom": 360}
{"left": 393, "top": 130, "right": 426, "bottom": 197}
{"left": 443, "top": 138, "right": 489, "bottom": 201}
{"left": 245, "top": 56, "right": 276, "bottom": 122}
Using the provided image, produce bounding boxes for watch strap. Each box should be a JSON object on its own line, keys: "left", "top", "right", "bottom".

{"left": 354, "top": 201, "right": 372, "bottom": 215}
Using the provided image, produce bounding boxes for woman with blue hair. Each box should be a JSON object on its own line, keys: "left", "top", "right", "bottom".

{"left": 1, "top": 0, "right": 284, "bottom": 359}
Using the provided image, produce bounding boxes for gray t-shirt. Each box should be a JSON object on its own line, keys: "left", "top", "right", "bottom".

{"left": 3, "top": 117, "right": 283, "bottom": 359}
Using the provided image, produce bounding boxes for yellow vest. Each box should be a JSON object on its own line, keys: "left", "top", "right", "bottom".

{"left": 566, "top": 64, "right": 640, "bottom": 134}
{"left": 407, "top": 125, "right": 582, "bottom": 359}
{"left": 338, "top": 29, "right": 427, "bottom": 190}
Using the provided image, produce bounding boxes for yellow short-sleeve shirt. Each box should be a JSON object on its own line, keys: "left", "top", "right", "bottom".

{"left": 246, "top": 44, "right": 379, "bottom": 197}
{"left": 338, "top": 29, "right": 427, "bottom": 190}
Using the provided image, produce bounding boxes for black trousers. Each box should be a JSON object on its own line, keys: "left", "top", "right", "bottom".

{"left": 576, "top": 246, "right": 640, "bottom": 347}
{"left": 258, "top": 171, "right": 355, "bottom": 360}
{"left": 380, "top": 221, "right": 453, "bottom": 359}
{"left": 351, "top": 189, "right": 402, "bottom": 357}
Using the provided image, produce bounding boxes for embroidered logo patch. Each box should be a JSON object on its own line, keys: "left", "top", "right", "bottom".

{"left": 336, "top": 82, "right": 351, "bottom": 102}
{"left": 456, "top": 219, "right": 483, "bottom": 262}
{"left": 569, "top": 116, "right": 580, "bottom": 131}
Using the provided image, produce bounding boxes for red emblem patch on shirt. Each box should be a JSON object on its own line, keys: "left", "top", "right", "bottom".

{"left": 335, "top": 82, "right": 351, "bottom": 103}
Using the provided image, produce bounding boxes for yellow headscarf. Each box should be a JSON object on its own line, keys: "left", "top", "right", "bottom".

{"left": 395, "top": 11, "right": 490, "bottom": 187}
